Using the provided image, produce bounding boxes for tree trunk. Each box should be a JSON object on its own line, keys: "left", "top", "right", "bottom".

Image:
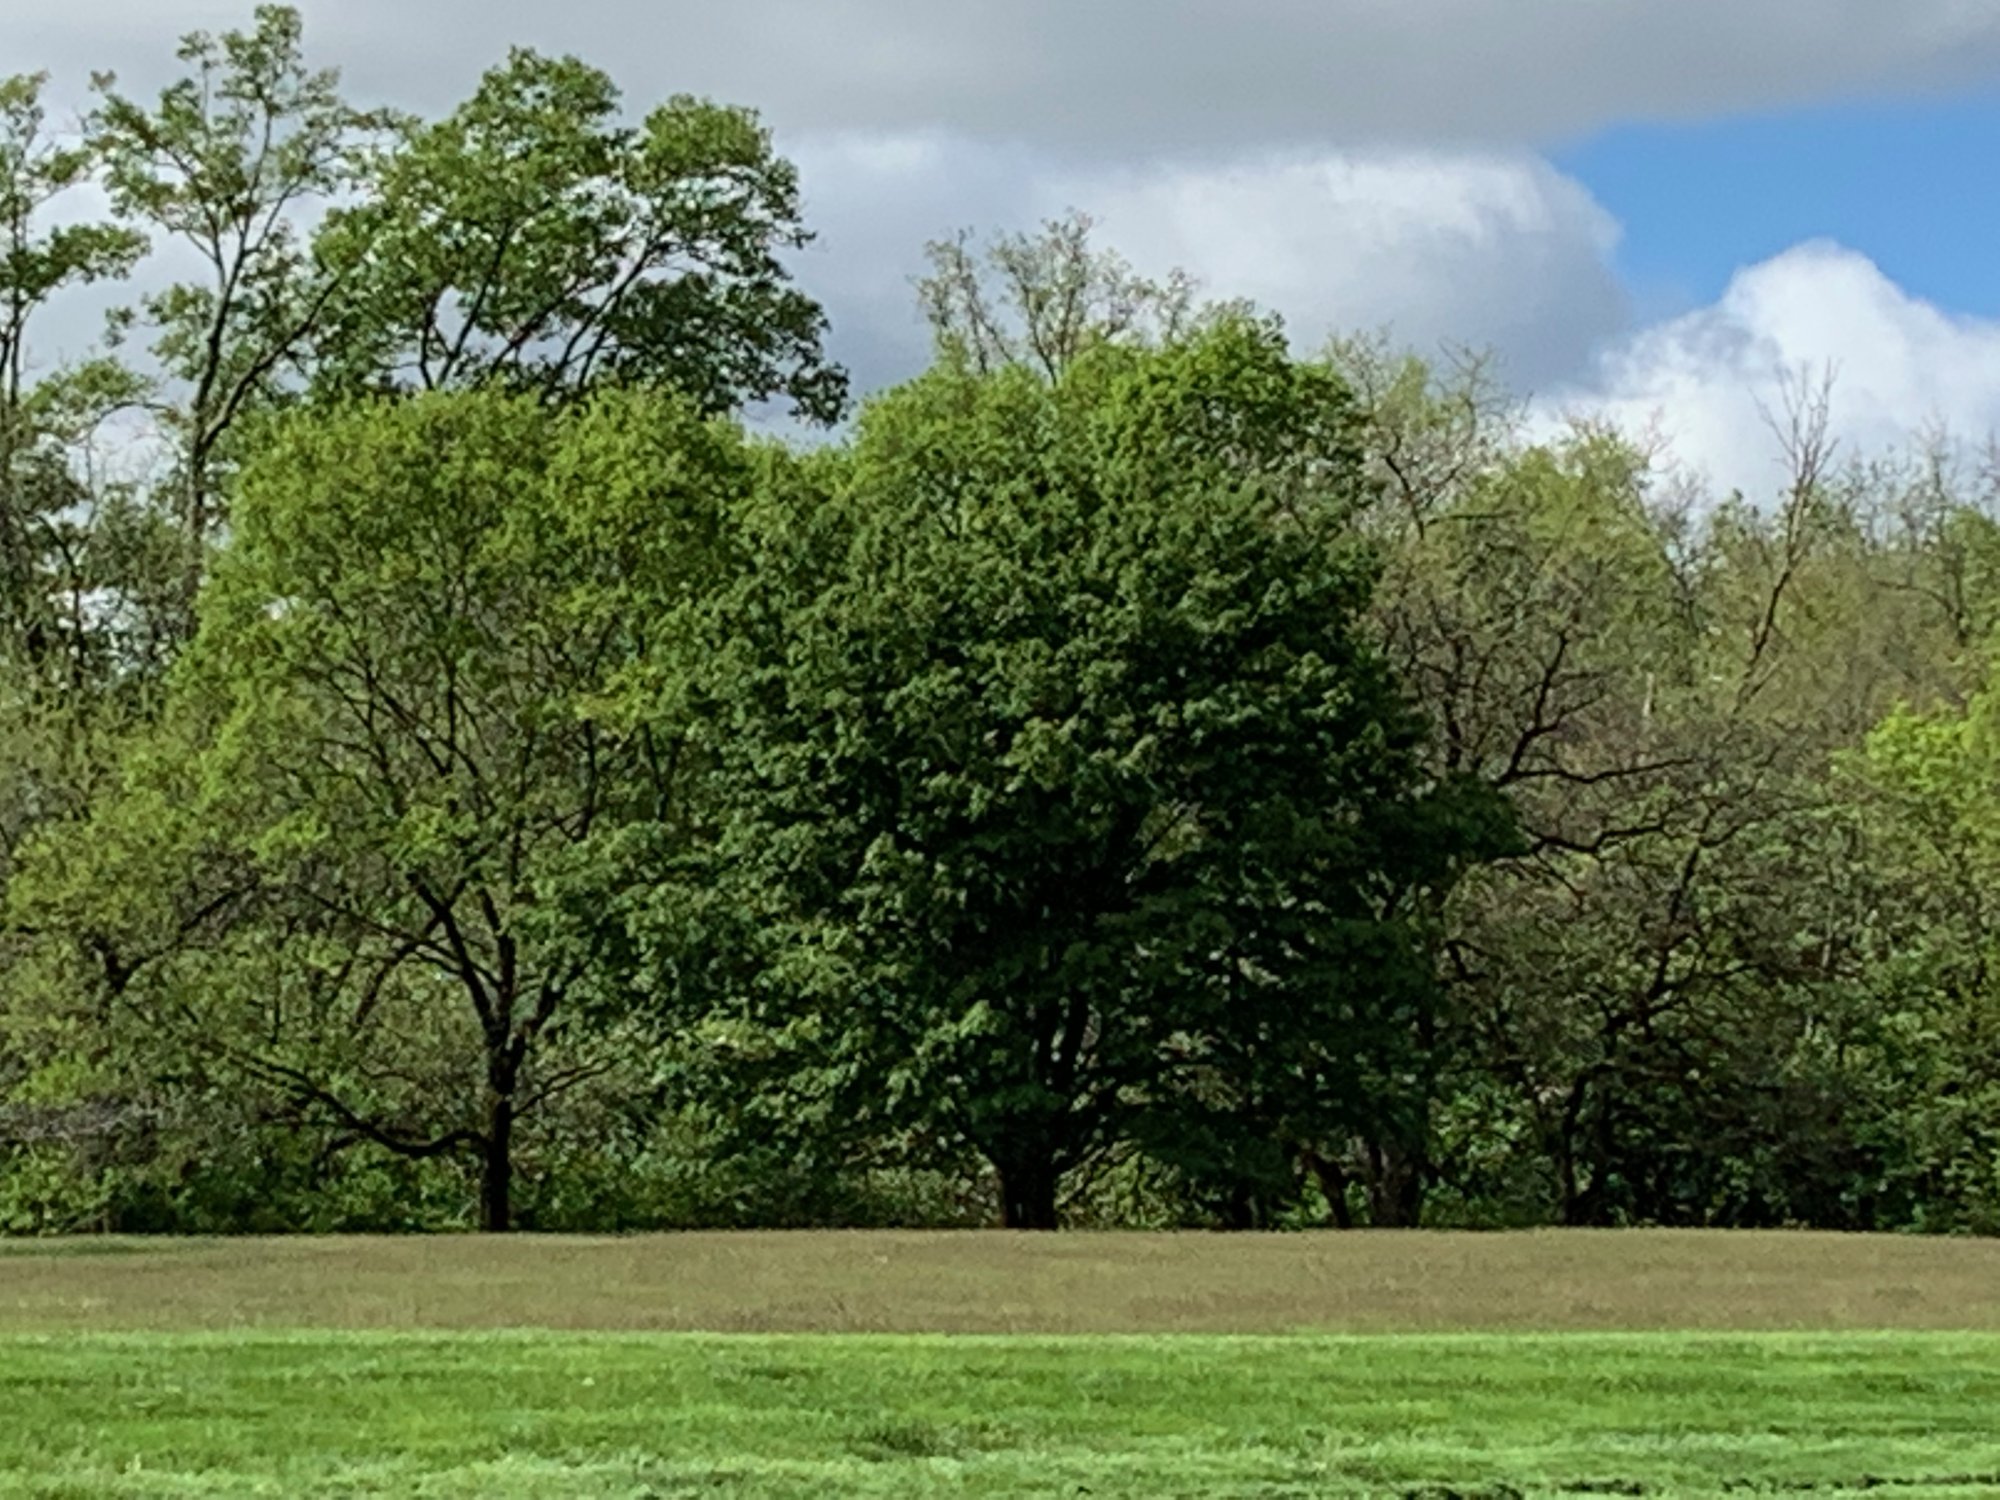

{"left": 1304, "top": 1149, "right": 1354, "bottom": 1230}
{"left": 1221, "top": 1183, "right": 1264, "bottom": 1231}
{"left": 1556, "top": 1137, "right": 1584, "bottom": 1225}
{"left": 480, "top": 1092, "right": 514, "bottom": 1233}
{"left": 1363, "top": 1137, "right": 1426, "bottom": 1227}
{"left": 997, "top": 1157, "right": 1060, "bottom": 1230}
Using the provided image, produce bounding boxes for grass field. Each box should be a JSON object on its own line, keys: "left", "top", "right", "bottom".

{"left": 3, "top": 1232, "right": 1998, "bottom": 1496}
{"left": 7, "top": 1229, "right": 2000, "bottom": 1333}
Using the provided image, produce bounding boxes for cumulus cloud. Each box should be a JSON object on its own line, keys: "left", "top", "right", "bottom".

{"left": 10, "top": 0, "right": 2000, "bottom": 154}
{"left": 1073, "top": 152, "right": 1625, "bottom": 387}
{"left": 1543, "top": 244, "right": 2000, "bottom": 498}
{"left": 796, "top": 138, "right": 1627, "bottom": 394}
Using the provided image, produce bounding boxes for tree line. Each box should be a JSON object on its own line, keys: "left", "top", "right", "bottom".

{"left": 3, "top": 8, "right": 1998, "bottom": 1233}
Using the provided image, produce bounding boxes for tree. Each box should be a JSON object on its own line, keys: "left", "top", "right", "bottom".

{"left": 87, "top": 4, "right": 399, "bottom": 625}
{"left": 1328, "top": 340, "right": 1686, "bottom": 1223}
{"left": 917, "top": 211, "right": 1214, "bottom": 380}
{"left": 0, "top": 71, "right": 147, "bottom": 678}
{"left": 1413, "top": 373, "right": 1984, "bottom": 1229}
{"left": 700, "top": 320, "right": 1509, "bottom": 1228}
{"left": 1844, "top": 661, "right": 2000, "bottom": 1230}
{"left": 12, "top": 390, "right": 750, "bottom": 1230}
{"left": 0, "top": 78, "right": 160, "bottom": 1230}
{"left": 309, "top": 49, "right": 846, "bottom": 420}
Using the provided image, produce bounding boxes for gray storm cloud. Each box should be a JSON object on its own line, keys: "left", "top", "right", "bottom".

{"left": 10, "top": 0, "right": 2000, "bottom": 152}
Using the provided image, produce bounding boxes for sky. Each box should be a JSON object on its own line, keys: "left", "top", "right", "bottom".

{"left": 8, "top": 0, "right": 2000, "bottom": 498}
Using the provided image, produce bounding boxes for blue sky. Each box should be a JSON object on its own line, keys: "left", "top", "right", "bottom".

{"left": 1558, "top": 87, "right": 2000, "bottom": 324}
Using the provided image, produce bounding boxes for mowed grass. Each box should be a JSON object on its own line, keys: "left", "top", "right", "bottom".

{"left": 6, "top": 1229, "right": 2000, "bottom": 1333}
{"left": 5, "top": 1331, "right": 2000, "bottom": 1497}
{"left": 3, "top": 1233, "right": 1999, "bottom": 1496}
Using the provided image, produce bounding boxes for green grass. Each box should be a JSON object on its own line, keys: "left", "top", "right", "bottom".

{"left": 6, "top": 1234, "right": 1998, "bottom": 1495}
{"left": 3, "top": 1331, "right": 1998, "bottom": 1497}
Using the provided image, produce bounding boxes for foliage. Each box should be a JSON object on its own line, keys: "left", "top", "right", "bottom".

{"left": 310, "top": 49, "right": 846, "bottom": 420}
{"left": 87, "top": 4, "right": 401, "bottom": 622}
{"left": 9, "top": 391, "right": 752, "bottom": 1231}
{"left": 687, "top": 321, "right": 1512, "bottom": 1228}
{"left": 2, "top": 36, "right": 2000, "bottom": 1235}
{"left": 918, "top": 210, "right": 1216, "bottom": 378}
{"left": 0, "top": 72, "right": 153, "bottom": 684}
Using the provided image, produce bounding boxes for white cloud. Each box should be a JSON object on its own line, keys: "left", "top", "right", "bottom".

{"left": 1545, "top": 244, "right": 2000, "bottom": 498}
{"left": 795, "top": 137, "right": 1628, "bottom": 393}
{"left": 1073, "top": 152, "right": 1625, "bottom": 387}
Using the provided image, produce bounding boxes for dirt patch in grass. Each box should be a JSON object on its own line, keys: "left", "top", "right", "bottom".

{"left": 1, "top": 1229, "right": 1997, "bottom": 1334}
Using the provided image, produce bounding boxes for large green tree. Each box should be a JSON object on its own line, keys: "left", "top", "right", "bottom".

{"left": 87, "top": 8, "right": 843, "bottom": 642}
{"left": 13, "top": 390, "right": 749, "bottom": 1230}
{"left": 697, "top": 320, "right": 1509, "bottom": 1228}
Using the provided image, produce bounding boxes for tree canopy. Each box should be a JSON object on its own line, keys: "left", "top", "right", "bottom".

{"left": 4, "top": 15, "right": 2000, "bottom": 1237}
{"left": 680, "top": 321, "right": 1512, "bottom": 1227}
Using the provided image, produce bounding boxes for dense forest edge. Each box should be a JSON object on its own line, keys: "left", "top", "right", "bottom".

{"left": 3, "top": 6, "right": 1999, "bottom": 1236}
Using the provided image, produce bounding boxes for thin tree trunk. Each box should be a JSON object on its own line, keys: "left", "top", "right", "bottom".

{"left": 1304, "top": 1149, "right": 1354, "bottom": 1230}
{"left": 1364, "top": 1137, "right": 1427, "bottom": 1227}
{"left": 480, "top": 1092, "right": 514, "bottom": 1233}
{"left": 1557, "top": 1137, "right": 1583, "bottom": 1225}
